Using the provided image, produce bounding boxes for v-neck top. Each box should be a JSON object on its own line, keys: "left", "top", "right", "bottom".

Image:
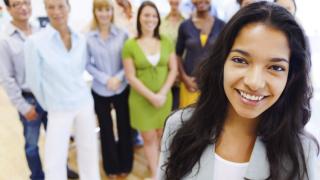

{"left": 24, "top": 25, "right": 92, "bottom": 111}
{"left": 176, "top": 17, "right": 225, "bottom": 76}
{"left": 122, "top": 37, "right": 173, "bottom": 92}
{"left": 122, "top": 35, "right": 174, "bottom": 131}
{"left": 146, "top": 53, "right": 161, "bottom": 67}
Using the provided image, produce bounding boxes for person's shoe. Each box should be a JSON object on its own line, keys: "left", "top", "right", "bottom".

{"left": 107, "top": 174, "right": 118, "bottom": 180}
{"left": 67, "top": 167, "right": 79, "bottom": 179}
{"left": 133, "top": 133, "right": 144, "bottom": 148}
{"left": 119, "top": 172, "right": 129, "bottom": 179}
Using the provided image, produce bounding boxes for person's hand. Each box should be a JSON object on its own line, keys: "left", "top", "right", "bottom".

{"left": 107, "top": 77, "right": 121, "bottom": 92}
{"left": 183, "top": 75, "right": 198, "bottom": 92}
{"left": 149, "top": 93, "right": 166, "bottom": 108}
{"left": 24, "top": 106, "right": 38, "bottom": 121}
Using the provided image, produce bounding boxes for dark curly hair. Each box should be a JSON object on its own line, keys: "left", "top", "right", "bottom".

{"left": 163, "top": 2, "right": 318, "bottom": 180}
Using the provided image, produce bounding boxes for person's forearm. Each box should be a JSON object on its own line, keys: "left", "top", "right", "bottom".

{"left": 86, "top": 63, "right": 110, "bottom": 85}
{"left": 159, "top": 54, "right": 178, "bottom": 95}
{"left": 176, "top": 55, "right": 189, "bottom": 83}
{"left": 126, "top": 75, "right": 155, "bottom": 101}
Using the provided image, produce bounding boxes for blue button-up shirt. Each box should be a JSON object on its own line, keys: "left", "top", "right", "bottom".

{"left": 24, "top": 25, "right": 92, "bottom": 111}
{"left": 0, "top": 23, "right": 37, "bottom": 114}
{"left": 86, "top": 25, "right": 128, "bottom": 97}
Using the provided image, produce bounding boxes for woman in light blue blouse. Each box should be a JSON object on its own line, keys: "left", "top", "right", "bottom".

{"left": 25, "top": 0, "right": 100, "bottom": 179}
{"left": 86, "top": 0, "right": 132, "bottom": 178}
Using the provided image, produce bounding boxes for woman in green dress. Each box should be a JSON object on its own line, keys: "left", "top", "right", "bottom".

{"left": 122, "top": 1, "right": 177, "bottom": 179}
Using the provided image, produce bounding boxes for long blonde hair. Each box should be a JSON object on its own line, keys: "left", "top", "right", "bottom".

{"left": 90, "top": 0, "right": 114, "bottom": 30}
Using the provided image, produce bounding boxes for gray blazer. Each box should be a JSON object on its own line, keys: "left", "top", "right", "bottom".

{"left": 157, "top": 109, "right": 319, "bottom": 180}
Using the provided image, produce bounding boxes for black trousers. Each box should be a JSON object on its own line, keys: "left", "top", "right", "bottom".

{"left": 92, "top": 88, "right": 133, "bottom": 174}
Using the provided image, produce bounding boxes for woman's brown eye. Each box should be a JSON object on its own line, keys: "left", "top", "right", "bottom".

{"left": 269, "top": 65, "right": 285, "bottom": 72}
{"left": 231, "top": 57, "right": 247, "bottom": 64}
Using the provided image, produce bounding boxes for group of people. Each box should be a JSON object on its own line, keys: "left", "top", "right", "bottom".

{"left": 1, "top": 0, "right": 317, "bottom": 180}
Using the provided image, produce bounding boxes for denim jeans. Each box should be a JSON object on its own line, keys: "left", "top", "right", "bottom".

{"left": 19, "top": 94, "right": 47, "bottom": 180}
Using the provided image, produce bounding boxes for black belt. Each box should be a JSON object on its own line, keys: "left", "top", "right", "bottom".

{"left": 22, "top": 91, "right": 34, "bottom": 98}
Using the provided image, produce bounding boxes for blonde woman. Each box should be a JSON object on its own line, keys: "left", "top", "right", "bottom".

{"left": 86, "top": 0, "right": 132, "bottom": 179}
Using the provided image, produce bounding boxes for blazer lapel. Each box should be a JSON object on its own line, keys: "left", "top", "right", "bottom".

{"left": 245, "top": 137, "right": 270, "bottom": 180}
{"left": 183, "top": 144, "right": 215, "bottom": 180}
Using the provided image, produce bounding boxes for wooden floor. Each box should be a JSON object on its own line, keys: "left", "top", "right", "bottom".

{"left": 0, "top": 87, "right": 149, "bottom": 180}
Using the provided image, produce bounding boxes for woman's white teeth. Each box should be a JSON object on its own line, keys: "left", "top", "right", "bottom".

{"left": 239, "top": 90, "right": 264, "bottom": 101}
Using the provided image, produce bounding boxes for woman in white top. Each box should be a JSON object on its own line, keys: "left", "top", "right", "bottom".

{"left": 158, "top": 2, "right": 319, "bottom": 180}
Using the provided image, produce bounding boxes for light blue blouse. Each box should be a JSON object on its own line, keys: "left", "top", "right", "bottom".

{"left": 86, "top": 25, "right": 128, "bottom": 97}
{"left": 24, "top": 25, "right": 92, "bottom": 111}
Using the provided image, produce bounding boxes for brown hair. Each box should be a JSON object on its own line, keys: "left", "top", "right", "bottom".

{"left": 136, "top": 1, "right": 161, "bottom": 39}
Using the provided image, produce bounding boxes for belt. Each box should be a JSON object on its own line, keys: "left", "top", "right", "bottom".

{"left": 22, "top": 91, "right": 34, "bottom": 98}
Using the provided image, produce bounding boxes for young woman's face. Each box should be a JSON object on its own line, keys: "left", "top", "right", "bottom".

{"left": 223, "top": 23, "right": 290, "bottom": 119}
{"left": 95, "top": 6, "right": 113, "bottom": 26}
{"left": 139, "top": 5, "right": 159, "bottom": 34}
{"left": 276, "top": 0, "right": 296, "bottom": 15}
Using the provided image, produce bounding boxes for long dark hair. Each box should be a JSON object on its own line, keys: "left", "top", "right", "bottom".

{"left": 136, "top": 1, "right": 161, "bottom": 39}
{"left": 163, "top": 2, "right": 318, "bottom": 180}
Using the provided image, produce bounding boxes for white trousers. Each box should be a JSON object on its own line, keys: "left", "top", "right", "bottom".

{"left": 45, "top": 104, "right": 100, "bottom": 180}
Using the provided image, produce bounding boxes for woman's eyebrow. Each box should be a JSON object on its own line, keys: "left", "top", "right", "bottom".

{"left": 270, "top": 58, "right": 289, "bottom": 63}
{"left": 230, "top": 49, "right": 251, "bottom": 57}
{"left": 230, "top": 49, "right": 289, "bottom": 63}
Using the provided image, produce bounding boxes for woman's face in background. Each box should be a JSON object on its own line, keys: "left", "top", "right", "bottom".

{"left": 95, "top": 6, "right": 113, "bottom": 26}
{"left": 223, "top": 23, "right": 290, "bottom": 120}
{"left": 139, "top": 5, "right": 159, "bottom": 34}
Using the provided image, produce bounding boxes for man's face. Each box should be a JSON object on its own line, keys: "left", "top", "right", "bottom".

{"left": 7, "top": 0, "right": 32, "bottom": 22}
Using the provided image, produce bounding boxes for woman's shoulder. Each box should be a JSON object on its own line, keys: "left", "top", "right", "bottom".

{"left": 299, "top": 133, "right": 319, "bottom": 179}
{"left": 160, "top": 35, "right": 173, "bottom": 44}
{"left": 123, "top": 38, "right": 137, "bottom": 47}
{"left": 299, "top": 133, "right": 319, "bottom": 157}
{"left": 179, "top": 18, "right": 193, "bottom": 29}
{"left": 164, "top": 108, "right": 194, "bottom": 133}
{"left": 214, "top": 16, "right": 226, "bottom": 25}
{"left": 111, "top": 25, "right": 128, "bottom": 37}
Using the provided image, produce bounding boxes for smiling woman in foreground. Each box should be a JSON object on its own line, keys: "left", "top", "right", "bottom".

{"left": 158, "top": 2, "right": 319, "bottom": 180}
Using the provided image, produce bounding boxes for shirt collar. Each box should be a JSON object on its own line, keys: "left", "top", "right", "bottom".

{"left": 193, "top": 137, "right": 270, "bottom": 180}
{"left": 4, "top": 22, "right": 36, "bottom": 40}
{"left": 245, "top": 137, "right": 270, "bottom": 179}
{"left": 46, "top": 24, "right": 79, "bottom": 41}
{"left": 89, "top": 25, "right": 119, "bottom": 38}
